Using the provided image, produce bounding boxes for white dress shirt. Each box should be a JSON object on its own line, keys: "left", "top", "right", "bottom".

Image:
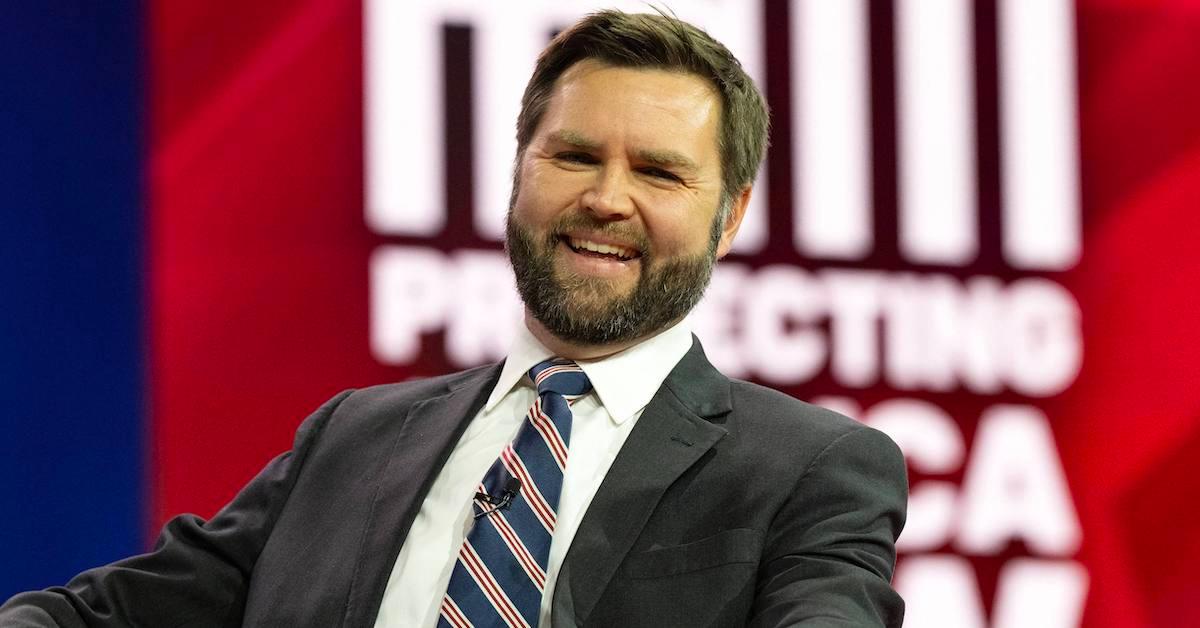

{"left": 373, "top": 318, "right": 694, "bottom": 628}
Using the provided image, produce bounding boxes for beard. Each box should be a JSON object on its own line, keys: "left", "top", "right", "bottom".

{"left": 505, "top": 210, "right": 722, "bottom": 346}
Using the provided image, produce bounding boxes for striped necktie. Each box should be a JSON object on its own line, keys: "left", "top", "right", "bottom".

{"left": 439, "top": 358, "right": 592, "bottom": 628}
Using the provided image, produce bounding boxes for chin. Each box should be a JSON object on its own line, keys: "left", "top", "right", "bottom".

{"left": 555, "top": 265, "right": 638, "bottom": 294}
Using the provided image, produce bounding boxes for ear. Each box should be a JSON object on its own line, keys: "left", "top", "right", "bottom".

{"left": 715, "top": 186, "right": 753, "bottom": 259}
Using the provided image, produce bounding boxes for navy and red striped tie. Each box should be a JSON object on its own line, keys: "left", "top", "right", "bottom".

{"left": 439, "top": 358, "right": 592, "bottom": 628}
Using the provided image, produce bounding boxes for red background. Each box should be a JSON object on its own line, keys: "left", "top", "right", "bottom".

{"left": 148, "top": 1, "right": 1200, "bottom": 625}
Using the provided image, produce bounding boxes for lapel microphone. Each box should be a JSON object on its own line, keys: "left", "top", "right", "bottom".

{"left": 473, "top": 477, "right": 523, "bottom": 519}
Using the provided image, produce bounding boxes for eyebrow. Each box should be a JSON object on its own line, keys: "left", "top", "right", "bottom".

{"left": 547, "top": 129, "right": 601, "bottom": 151}
{"left": 636, "top": 148, "right": 699, "bottom": 174}
{"left": 547, "top": 129, "right": 700, "bottom": 174}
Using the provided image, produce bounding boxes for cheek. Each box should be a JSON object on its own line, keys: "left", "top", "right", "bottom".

{"left": 511, "top": 187, "right": 553, "bottom": 230}
{"left": 514, "top": 168, "right": 579, "bottom": 222}
{"left": 642, "top": 209, "right": 717, "bottom": 257}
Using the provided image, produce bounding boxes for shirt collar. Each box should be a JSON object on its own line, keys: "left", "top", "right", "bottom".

{"left": 484, "top": 324, "right": 555, "bottom": 412}
{"left": 485, "top": 317, "right": 694, "bottom": 425}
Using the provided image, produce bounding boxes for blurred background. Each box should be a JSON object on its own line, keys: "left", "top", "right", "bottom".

{"left": 3, "top": 1, "right": 1199, "bottom": 626}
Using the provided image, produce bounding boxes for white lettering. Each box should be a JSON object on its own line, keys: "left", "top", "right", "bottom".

{"left": 741, "top": 265, "right": 827, "bottom": 384}
{"left": 957, "top": 405, "right": 1082, "bottom": 555}
{"left": 370, "top": 246, "right": 451, "bottom": 363}
{"left": 792, "top": 0, "right": 873, "bottom": 259}
{"left": 893, "top": 555, "right": 986, "bottom": 628}
{"left": 370, "top": 254, "right": 1084, "bottom": 394}
{"left": 364, "top": 0, "right": 450, "bottom": 236}
{"left": 866, "top": 399, "right": 964, "bottom": 552}
{"left": 895, "top": 0, "right": 978, "bottom": 264}
{"left": 444, "top": 250, "right": 522, "bottom": 365}
{"left": 1003, "top": 278, "right": 1082, "bottom": 397}
{"left": 883, "top": 275, "right": 1006, "bottom": 394}
{"left": 824, "top": 270, "right": 884, "bottom": 387}
{"left": 999, "top": 0, "right": 1081, "bottom": 270}
{"left": 992, "top": 559, "right": 1089, "bottom": 628}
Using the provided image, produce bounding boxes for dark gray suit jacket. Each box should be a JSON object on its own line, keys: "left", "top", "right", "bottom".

{"left": 1, "top": 339, "right": 907, "bottom": 627}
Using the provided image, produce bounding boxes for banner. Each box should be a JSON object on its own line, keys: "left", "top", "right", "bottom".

{"left": 8, "top": 1, "right": 1194, "bottom": 625}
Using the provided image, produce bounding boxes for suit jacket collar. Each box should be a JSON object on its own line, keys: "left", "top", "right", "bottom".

{"left": 343, "top": 362, "right": 503, "bottom": 627}
{"left": 659, "top": 334, "right": 733, "bottom": 421}
{"left": 551, "top": 336, "right": 731, "bottom": 626}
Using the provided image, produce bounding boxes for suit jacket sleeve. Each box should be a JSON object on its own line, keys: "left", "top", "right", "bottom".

{"left": 750, "top": 424, "right": 908, "bottom": 628}
{"left": 0, "top": 390, "right": 354, "bottom": 628}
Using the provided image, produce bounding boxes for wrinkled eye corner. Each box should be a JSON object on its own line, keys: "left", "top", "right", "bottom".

{"left": 641, "top": 167, "right": 681, "bottom": 182}
{"left": 556, "top": 152, "right": 595, "bottom": 164}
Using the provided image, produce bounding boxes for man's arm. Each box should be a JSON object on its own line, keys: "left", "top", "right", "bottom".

{"left": 0, "top": 390, "right": 353, "bottom": 628}
{"left": 750, "top": 424, "right": 908, "bottom": 628}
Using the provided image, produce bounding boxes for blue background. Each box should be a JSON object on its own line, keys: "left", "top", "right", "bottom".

{"left": 0, "top": 2, "right": 145, "bottom": 597}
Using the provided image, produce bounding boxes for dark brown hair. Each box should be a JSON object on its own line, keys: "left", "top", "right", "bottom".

{"left": 514, "top": 9, "right": 771, "bottom": 208}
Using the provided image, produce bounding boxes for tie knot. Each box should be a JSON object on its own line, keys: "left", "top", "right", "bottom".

{"left": 530, "top": 358, "right": 592, "bottom": 398}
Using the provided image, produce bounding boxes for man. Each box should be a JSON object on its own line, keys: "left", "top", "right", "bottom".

{"left": 1, "top": 10, "right": 906, "bottom": 627}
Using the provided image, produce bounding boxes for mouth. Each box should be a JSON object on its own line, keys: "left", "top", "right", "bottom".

{"left": 562, "top": 235, "right": 642, "bottom": 261}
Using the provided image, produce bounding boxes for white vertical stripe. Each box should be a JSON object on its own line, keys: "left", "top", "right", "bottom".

{"left": 793, "top": 0, "right": 873, "bottom": 259}
{"left": 999, "top": 0, "right": 1081, "bottom": 270}
{"left": 472, "top": 10, "right": 546, "bottom": 240}
{"left": 364, "top": 0, "right": 445, "bottom": 235}
{"left": 895, "top": 0, "right": 978, "bottom": 265}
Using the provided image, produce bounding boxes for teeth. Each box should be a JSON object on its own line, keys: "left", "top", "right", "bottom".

{"left": 569, "top": 238, "right": 636, "bottom": 260}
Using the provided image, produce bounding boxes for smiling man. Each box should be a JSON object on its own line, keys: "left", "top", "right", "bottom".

{"left": 1, "top": 10, "right": 907, "bottom": 628}
{"left": 506, "top": 58, "right": 738, "bottom": 356}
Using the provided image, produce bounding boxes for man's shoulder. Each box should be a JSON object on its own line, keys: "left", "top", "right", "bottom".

{"left": 725, "top": 376, "right": 853, "bottom": 425}
{"left": 669, "top": 339, "right": 872, "bottom": 448}
{"left": 716, "top": 376, "right": 904, "bottom": 498}
{"left": 722, "top": 376, "right": 881, "bottom": 450}
{"left": 318, "top": 362, "right": 501, "bottom": 427}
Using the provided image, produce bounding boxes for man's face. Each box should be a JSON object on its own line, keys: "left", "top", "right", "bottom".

{"left": 506, "top": 60, "right": 743, "bottom": 346}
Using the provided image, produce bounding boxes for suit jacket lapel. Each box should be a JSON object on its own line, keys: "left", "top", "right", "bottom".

{"left": 553, "top": 338, "right": 732, "bottom": 626}
{"left": 342, "top": 363, "right": 502, "bottom": 627}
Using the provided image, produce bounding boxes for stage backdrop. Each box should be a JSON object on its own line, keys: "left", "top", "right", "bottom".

{"left": 5, "top": 1, "right": 1200, "bottom": 626}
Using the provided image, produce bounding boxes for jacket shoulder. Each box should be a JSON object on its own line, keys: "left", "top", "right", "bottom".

{"left": 722, "top": 378, "right": 903, "bottom": 475}
{"left": 726, "top": 377, "right": 861, "bottom": 436}
{"left": 330, "top": 363, "right": 500, "bottom": 419}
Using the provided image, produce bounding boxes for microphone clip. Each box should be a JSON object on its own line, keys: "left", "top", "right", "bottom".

{"left": 473, "top": 477, "right": 522, "bottom": 519}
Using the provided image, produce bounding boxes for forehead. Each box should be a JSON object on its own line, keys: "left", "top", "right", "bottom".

{"left": 536, "top": 60, "right": 722, "bottom": 158}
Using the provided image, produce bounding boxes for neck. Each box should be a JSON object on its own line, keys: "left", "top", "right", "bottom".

{"left": 524, "top": 311, "right": 674, "bottom": 361}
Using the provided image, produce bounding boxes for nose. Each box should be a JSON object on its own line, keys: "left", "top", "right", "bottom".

{"left": 581, "top": 165, "right": 635, "bottom": 220}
